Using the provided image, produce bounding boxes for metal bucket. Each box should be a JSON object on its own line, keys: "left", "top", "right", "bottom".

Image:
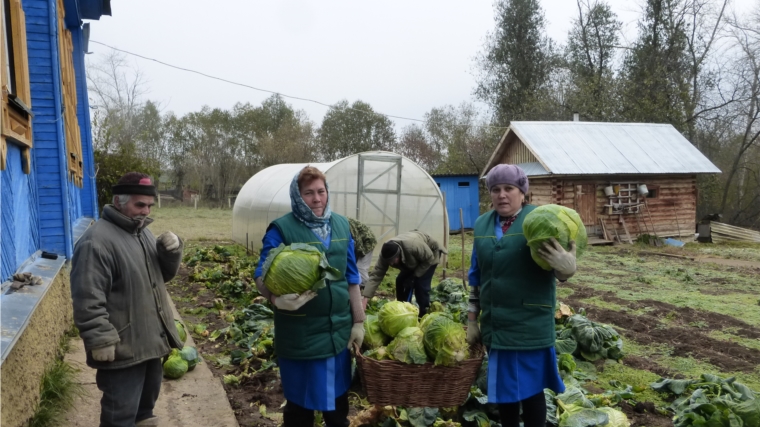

{"left": 604, "top": 186, "right": 615, "bottom": 196}
{"left": 637, "top": 184, "right": 649, "bottom": 196}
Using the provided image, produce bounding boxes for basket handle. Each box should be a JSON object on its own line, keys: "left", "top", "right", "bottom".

{"left": 352, "top": 342, "right": 363, "bottom": 358}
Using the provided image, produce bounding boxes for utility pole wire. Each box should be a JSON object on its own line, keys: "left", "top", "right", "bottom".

{"left": 90, "top": 40, "right": 509, "bottom": 131}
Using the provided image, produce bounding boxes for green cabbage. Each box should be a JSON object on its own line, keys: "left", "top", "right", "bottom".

{"left": 363, "top": 314, "right": 390, "bottom": 350}
{"left": 261, "top": 243, "right": 341, "bottom": 295}
{"left": 597, "top": 407, "right": 631, "bottom": 427}
{"left": 179, "top": 346, "right": 200, "bottom": 371}
{"left": 175, "top": 319, "right": 187, "bottom": 343}
{"left": 387, "top": 327, "right": 428, "bottom": 364}
{"left": 419, "top": 311, "right": 453, "bottom": 334}
{"left": 363, "top": 346, "right": 390, "bottom": 360}
{"left": 523, "top": 204, "right": 588, "bottom": 270}
{"left": 163, "top": 356, "right": 188, "bottom": 379}
{"left": 422, "top": 316, "right": 469, "bottom": 366}
{"left": 377, "top": 301, "right": 419, "bottom": 337}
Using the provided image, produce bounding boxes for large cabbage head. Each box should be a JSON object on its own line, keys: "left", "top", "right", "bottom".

{"left": 363, "top": 314, "right": 390, "bottom": 350}
{"left": 377, "top": 301, "right": 419, "bottom": 337}
{"left": 422, "top": 316, "right": 469, "bottom": 366}
{"left": 261, "top": 243, "right": 341, "bottom": 295}
{"left": 174, "top": 320, "right": 187, "bottom": 343}
{"left": 523, "top": 204, "right": 588, "bottom": 270}
{"left": 419, "top": 311, "right": 453, "bottom": 333}
{"left": 163, "top": 356, "right": 188, "bottom": 379}
{"left": 179, "top": 346, "right": 200, "bottom": 371}
{"left": 386, "top": 327, "right": 428, "bottom": 364}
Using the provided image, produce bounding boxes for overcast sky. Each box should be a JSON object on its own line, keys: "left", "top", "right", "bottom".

{"left": 86, "top": 0, "right": 757, "bottom": 126}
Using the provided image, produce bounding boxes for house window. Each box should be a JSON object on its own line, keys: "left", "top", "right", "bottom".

{"left": 0, "top": 0, "right": 33, "bottom": 173}
{"left": 458, "top": 181, "right": 470, "bottom": 187}
{"left": 57, "top": 0, "right": 83, "bottom": 186}
{"left": 646, "top": 185, "right": 659, "bottom": 198}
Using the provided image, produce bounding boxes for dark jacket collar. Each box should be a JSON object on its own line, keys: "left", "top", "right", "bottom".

{"left": 102, "top": 205, "right": 154, "bottom": 234}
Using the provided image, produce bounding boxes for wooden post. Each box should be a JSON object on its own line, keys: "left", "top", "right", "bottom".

{"left": 442, "top": 192, "right": 448, "bottom": 270}
{"left": 619, "top": 216, "right": 633, "bottom": 244}
{"left": 194, "top": 196, "right": 198, "bottom": 210}
{"left": 460, "top": 208, "right": 466, "bottom": 287}
{"left": 672, "top": 202, "right": 682, "bottom": 238}
{"left": 157, "top": 193, "right": 161, "bottom": 209}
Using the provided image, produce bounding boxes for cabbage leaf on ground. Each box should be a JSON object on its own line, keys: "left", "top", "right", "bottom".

{"left": 261, "top": 243, "right": 341, "bottom": 295}
{"left": 523, "top": 204, "right": 588, "bottom": 270}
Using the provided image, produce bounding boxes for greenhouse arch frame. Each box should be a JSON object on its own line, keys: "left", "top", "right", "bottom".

{"left": 233, "top": 152, "right": 448, "bottom": 255}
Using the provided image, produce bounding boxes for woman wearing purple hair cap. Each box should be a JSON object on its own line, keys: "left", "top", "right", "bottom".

{"left": 465, "top": 164, "right": 577, "bottom": 427}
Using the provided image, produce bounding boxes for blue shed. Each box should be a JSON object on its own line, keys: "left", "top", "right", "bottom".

{"left": 432, "top": 174, "right": 480, "bottom": 232}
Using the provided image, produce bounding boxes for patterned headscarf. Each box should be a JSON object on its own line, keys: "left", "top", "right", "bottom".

{"left": 290, "top": 172, "right": 332, "bottom": 240}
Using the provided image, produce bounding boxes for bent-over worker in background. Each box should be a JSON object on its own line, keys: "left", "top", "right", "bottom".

{"left": 361, "top": 230, "right": 446, "bottom": 317}
{"left": 70, "top": 172, "right": 184, "bottom": 427}
{"left": 466, "top": 164, "right": 577, "bottom": 427}
{"left": 253, "top": 166, "right": 365, "bottom": 427}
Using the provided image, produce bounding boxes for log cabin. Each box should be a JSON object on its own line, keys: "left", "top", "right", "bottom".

{"left": 481, "top": 121, "right": 721, "bottom": 243}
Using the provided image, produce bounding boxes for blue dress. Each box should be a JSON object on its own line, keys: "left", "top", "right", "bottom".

{"left": 255, "top": 227, "right": 361, "bottom": 411}
{"left": 468, "top": 215, "right": 565, "bottom": 403}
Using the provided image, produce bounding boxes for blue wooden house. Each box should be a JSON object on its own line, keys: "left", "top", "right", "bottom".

{"left": 0, "top": 0, "right": 110, "bottom": 424}
{"left": 432, "top": 174, "right": 480, "bottom": 232}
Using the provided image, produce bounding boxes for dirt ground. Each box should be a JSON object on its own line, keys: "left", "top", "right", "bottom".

{"left": 167, "top": 258, "right": 681, "bottom": 427}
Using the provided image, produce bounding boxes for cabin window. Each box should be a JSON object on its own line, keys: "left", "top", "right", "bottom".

{"left": 57, "top": 0, "right": 83, "bottom": 186}
{"left": 646, "top": 185, "right": 659, "bottom": 199}
{"left": 0, "top": 0, "right": 33, "bottom": 172}
{"left": 458, "top": 181, "right": 470, "bottom": 187}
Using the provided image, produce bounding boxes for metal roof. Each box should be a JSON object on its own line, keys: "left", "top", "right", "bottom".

{"left": 486, "top": 122, "right": 721, "bottom": 176}
{"left": 515, "top": 162, "right": 550, "bottom": 176}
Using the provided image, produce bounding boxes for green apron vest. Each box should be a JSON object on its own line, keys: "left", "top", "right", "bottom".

{"left": 473, "top": 205, "right": 557, "bottom": 350}
{"left": 270, "top": 213, "right": 352, "bottom": 360}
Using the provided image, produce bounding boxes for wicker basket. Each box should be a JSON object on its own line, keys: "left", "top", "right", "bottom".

{"left": 353, "top": 343, "right": 484, "bottom": 407}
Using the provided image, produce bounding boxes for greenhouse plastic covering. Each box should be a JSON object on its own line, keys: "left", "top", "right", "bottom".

{"left": 233, "top": 152, "right": 448, "bottom": 255}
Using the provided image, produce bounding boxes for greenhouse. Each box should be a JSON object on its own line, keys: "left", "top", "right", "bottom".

{"left": 232, "top": 152, "right": 448, "bottom": 254}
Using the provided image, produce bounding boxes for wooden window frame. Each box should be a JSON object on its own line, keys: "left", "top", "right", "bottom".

{"left": 57, "top": 0, "right": 83, "bottom": 186}
{"left": 0, "top": 0, "right": 33, "bottom": 173}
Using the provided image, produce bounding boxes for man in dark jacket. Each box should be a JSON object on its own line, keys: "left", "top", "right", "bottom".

{"left": 361, "top": 230, "right": 446, "bottom": 316}
{"left": 71, "top": 172, "right": 184, "bottom": 427}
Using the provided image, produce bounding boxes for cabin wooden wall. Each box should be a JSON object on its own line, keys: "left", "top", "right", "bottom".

{"left": 527, "top": 175, "right": 697, "bottom": 240}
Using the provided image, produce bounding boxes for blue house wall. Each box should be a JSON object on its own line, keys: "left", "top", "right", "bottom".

{"left": 0, "top": 0, "right": 100, "bottom": 279}
{"left": 433, "top": 175, "right": 480, "bottom": 231}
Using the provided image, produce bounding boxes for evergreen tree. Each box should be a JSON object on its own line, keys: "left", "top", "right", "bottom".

{"left": 620, "top": 0, "right": 690, "bottom": 129}
{"left": 475, "top": 0, "right": 555, "bottom": 125}
{"left": 565, "top": 0, "right": 621, "bottom": 121}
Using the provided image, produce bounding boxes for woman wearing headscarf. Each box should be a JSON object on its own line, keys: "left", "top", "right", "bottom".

{"left": 465, "top": 164, "right": 577, "bottom": 427}
{"left": 254, "top": 166, "right": 365, "bottom": 427}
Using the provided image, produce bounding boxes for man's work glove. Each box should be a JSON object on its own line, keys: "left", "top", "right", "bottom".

{"left": 347, "top": 322, "right": 365, "bottom": 350}
{"left": 466, "top": 321, "right": 481, "bottom": 346}
{"left": 157, "top": 231, "right": 180, "bottom": 252}
{"left": 92, "top": 345, "right": 116, "bottom": 362}
{"left": 537, "top": 238, "right": 576, "bottom": 279}
{"left": 273, "top": 291, "right": 318, "bottom": 311}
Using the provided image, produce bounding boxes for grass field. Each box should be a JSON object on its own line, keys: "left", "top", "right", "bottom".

{"left": 159, "top": 207, "right": 760, "bottom": 426}
{"left": 147, "top": 206, "right": 233, "bottom": 242}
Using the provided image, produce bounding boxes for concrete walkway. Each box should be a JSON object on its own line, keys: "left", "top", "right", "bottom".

{"left": 61, "top": 304, "right": 238, "bottom": 427}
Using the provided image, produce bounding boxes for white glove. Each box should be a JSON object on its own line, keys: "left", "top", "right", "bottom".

{"left": 157, "top": 231, "right": 180, "bottom": 252}
{"left": 538, "top": 238, "right": 577, "bottom": 278}
{"left": 347, "top": 322, "right": 365, "bottom": 349}
{"left": 92, "top": 345, "right": 115, "bottom": 362}
{"left": 466, "top": 320, "right": 481, "bottom": 346}
{"left": 273, "top": 291, "right": 318, "bottom": 311}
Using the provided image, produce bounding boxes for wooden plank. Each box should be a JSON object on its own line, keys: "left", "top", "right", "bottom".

{"left": 620, "top": 216, "right": 633, "bottom": 244}
{"left": 599, "top": 218, "right": 609, "bottom": 241}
